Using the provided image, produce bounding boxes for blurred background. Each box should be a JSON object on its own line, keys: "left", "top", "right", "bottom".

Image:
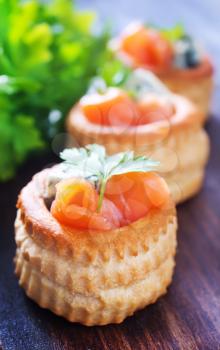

{"left": 1, "top": 1, "right": 220, "bottom": 349}
{"left": 0, "top": 0, "right": 219, "bottom": 185}
{"left": 81, "top": 0, "right": 220, "bottom": 116}
{"left": 80, "top": 0, "right": 220, "bottom": 79}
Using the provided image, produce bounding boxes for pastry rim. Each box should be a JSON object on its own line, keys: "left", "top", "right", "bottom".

{"left": 17, "top": 169, "right": 176, "bottom": 262}
{"left": 67, "top": 94, "right": 204, "bottom": 146}
{"left": 110, "top": 35, "right": 213, "bottom": 79}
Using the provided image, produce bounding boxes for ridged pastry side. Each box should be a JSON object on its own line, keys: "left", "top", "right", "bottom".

{"left": 159, "top": 127, "right": 209, "bottom": 203}
{"left": 165, "top": 165, "right": 205, "bottom": 204}
{"left": 160, "top": 75, "right": 213, "bottom": 120}
{"left": 15, "top": 210, "right": 177, "bottom": 326}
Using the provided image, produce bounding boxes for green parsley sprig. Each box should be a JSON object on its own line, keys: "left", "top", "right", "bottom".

{"left": 0, "top": 0, "right": 109, "bottom": 181}
{"left": 60, "top": 144, "right": 159, "bottom": 211}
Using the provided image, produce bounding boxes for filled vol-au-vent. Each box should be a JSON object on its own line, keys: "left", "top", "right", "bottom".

{"left": 67, "top": 69, "right": 210, "bottom": 204}
{"left": 109, "top": 22, "right": 214, "bottom": 119}
{"left": 15, "top": 145, "right": 177, "bottom": 326}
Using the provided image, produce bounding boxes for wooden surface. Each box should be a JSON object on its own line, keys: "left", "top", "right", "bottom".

{"left": 1, "top": 1, "right": 220, "bottom": 349}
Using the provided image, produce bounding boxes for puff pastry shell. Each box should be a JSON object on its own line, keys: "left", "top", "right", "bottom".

{"left": 112, "top": 36, "right": 214, "bottom": 120}
{"left": 67, "top": 94, "right": 210, "bottom": 204}
{"left": 15, "top": 170, "right": 177, "bottom": 326}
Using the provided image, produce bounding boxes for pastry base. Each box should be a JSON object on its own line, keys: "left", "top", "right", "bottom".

{"left": 15, "top": 209, "right": 177, "bottom": 326}
{"left": 165, "top": 165, "right": 205, "bottom": 204}
{"left": 160, "top": 74, "right": 213, "bottom": 121}
{"left": 159, "top": 127, "right": 209, "bottom": 203}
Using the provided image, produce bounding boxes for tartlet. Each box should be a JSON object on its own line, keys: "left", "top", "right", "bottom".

{"left": 67, "top": 79, "right": 210, "bottom": 204}
{"left": 110, "top": 22, "right": 214, "bottom": 118}
{"left": 15, "top": 146, "right": 177, "bottom": 326}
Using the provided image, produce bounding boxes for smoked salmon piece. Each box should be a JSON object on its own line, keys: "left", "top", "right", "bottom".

{"left": 121, "top": 24, "right": 173, "bottom": 72}
{"left": 80, "top": 87, "right": 174, "bottom": 127}
{"left": 105, "top": 172, "right": 169, "bottom": 224}
{"left": 51, "top": 178, "right": 123, "bottom": 231}
{"left": 80, "top": 87, "right": 138, "bottom": 127}
{"left": 51, "top": 173, "right": 169, "bottom": 231}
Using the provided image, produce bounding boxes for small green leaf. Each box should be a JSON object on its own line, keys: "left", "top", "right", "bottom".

{"left": 0, "top": 112, "right": 44, "bottom": 181}
{"left": 9, "top": 1, "right": 38, "bottom": 45}
{"left": 24, "top": 23, "right": 52, "bottom": 47}
{"left": 59, "top": 42, "right": 82, "bottom": 62}
{"left": 161, "top": 23, "right": 185, "bottom": 42}
{"left": 13, "top": 114, "right": 44, "bottom": 162}
{"left": 98, "top": 55, "right": 131, "bottom": 87}
{"left": 60, "top": 144, "right": 159, "bottom": 211}
{"left": 74, "top": 12, "right": 96, "bottom": 33}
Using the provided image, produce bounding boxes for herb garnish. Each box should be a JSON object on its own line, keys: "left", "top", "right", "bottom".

{"left": 0, "top": 0, "right": 109, "bottom": 181}
{"left": 160, "top": 23, "right": 185, "bottom": 42}
{"left": 60, "top": 144, "right": 159, "bottom": 211}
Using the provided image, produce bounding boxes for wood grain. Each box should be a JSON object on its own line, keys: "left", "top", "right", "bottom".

{"left": 1, "top": 0, "right": 220, "bottom": 349}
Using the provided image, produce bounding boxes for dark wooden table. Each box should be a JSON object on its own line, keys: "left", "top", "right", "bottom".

{"left": 1, "top": 1, "right": 220, "bottom": 349}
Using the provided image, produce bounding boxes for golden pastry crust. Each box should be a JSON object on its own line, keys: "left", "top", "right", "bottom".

{"left": 15, "top": 170, "right": 177, "bottom": 325}
{"left": 67, "top": 94, "right": 210, "bottom": 204}
{"left": 158, "top": 58, "right": 214, "bottom": 118}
